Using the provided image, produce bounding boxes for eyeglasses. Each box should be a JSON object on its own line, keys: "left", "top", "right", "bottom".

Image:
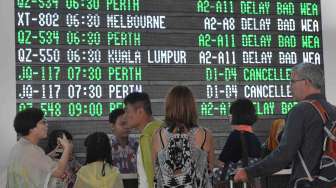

{"left": 290, "top": 79, "right": 305, "bottom": 84}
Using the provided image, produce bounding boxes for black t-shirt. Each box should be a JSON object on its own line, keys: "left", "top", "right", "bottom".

{"left": 218, "top": 130, "right": 261, "bottom": 164}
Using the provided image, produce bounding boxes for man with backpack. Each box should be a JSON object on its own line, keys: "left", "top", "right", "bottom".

{"left": 234, "top": 63, "right": 336, "bottom": 188}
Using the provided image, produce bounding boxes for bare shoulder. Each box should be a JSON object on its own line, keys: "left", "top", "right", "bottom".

{"left": 193, "top": 127, "right": 213, "bottom": 146}
{"left": 194, "top": 127, "right": 213, "bottom": 137}
{"left": 153, "top": 127, "right": 164, "bottom": 142}
{"left": 152, "top": 127, "right": 168, "bottom": 150}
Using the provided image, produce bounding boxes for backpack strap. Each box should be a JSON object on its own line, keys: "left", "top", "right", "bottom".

{"left": 297, "top": 151, "right": 314, "bottom": 182}
{"left": 239, "top": 132, "right": 249, "bottom": 167}
{"left": 298, "top": 100, "right": 330, "bottom": 183}
{"left": 305, "top": 100, "right": 329, "bottom": 124}
{"left": 304, "top": 100, "right": 336, "bottom": 141}
{"left": 159, "top": 128, "right": 165, "bottom": 149}
{"left": 201, "top": 128, "right": 207, "bottom": 150}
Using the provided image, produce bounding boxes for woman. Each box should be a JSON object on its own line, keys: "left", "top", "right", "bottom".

{"left": 260, "top": 119, "right": 288, "bottom": 188}
{"left": 218, "top": 98, "right": 261, "bottom": 165}
{"left": 47, "top": 129, "right": 81, "bottom": 188}
{"left": 152, "top": 85, "right": 214, "bottom": 188}
{"left": 217, "top": 98, "right": 261, "bottom": 185}
{"left": 261, "top": 119, "right": 285, "bottom": 158}
{"left": 6, "top": 108, "right": 73, "bottom": 188}
{"left": 74, "top": 132, "right": 123, "bottom": 188}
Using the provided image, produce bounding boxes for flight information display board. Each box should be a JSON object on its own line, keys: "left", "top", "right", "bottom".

{"left": 15, "top": 0, "right": 323, "bottom": 120}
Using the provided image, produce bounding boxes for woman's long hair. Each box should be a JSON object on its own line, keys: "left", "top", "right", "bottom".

{"left": 266, "top": 119, "right": 285, "bottom": 150}
{"left": 165, "top": 86, "right": 198, "bottom": 132}
{"left": 84, "top": 132, "right": 112, "bottom": 176}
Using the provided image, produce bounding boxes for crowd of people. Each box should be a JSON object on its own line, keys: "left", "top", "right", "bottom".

{"left": 4, "top": 63, "right": 336, "bottom": 188}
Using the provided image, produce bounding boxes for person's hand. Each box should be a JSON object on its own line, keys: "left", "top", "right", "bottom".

{"left": 234, "top": 168, "right": 248, "bottom": 182}
{"left": 217, "top": 160, "right": 225, "bottom": 168}
{"left": 48, "top": 144, "right": 63, "bottom": 158}
{"left": 57, "top": 134, "right": 73, "bottom": 151}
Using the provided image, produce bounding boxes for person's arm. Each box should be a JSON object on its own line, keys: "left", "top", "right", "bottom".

{"left": 141, "top": 134, "right": 156, "bottom": 188}
{"left": 216, "top": 160, "right": 225, "bottom": 168}
{"left": 151, "top": 129, "right": 162, "bottom": 171}
{"left": 203, "top": 129, "right": 215, "bottom": 170}
{"left": 47, "top": 146, "right": 59, "bottom": 158}
{"left": 244, "top": 105, "right": 306, "bottom": 178}
{"left": 52, "top": 134, "right": 73, "bottom": 178}
{"left": 73, "top": 168, "right": 83, "bottom": 188}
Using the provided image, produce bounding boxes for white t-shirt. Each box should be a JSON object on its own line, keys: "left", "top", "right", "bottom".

{"left": 137, "top": 145, "right": 148, "bottom": 188}
{"left": 6, "top": 138, "right": 57, "bottom": 188}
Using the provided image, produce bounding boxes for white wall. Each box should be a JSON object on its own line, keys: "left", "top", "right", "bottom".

{"left": 0, "top": 0, "right": 16, "bottom": 170}
{"left": 322, "top": 0, "right": 336, "bottom": 104}
{"left": 1, "top": 0, "right": 336, "bottom": 169}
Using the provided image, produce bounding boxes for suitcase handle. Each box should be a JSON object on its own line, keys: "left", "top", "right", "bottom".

{"left": 228, "top": 173, "right": 248, "bottom": 188}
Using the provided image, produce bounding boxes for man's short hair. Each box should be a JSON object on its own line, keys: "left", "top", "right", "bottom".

{"left": 109, "top": 108, "right": 125, "bottom": 124}
{"left": 292, "top": 63, "right": 324, "bottom": 89}
{"left": 124, "top": 92, "right": 152, "bottom": 115}
{"left": 14, "top": 108, "right": 44, "bottom": 136}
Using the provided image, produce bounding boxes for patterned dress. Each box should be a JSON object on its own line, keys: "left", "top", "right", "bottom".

{"left": 154, "top": 128, "right": 212, "bottom": 188}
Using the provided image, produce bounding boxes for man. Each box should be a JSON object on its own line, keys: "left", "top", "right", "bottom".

{"left": 109, "top": 108, "right": 138, "bottom": 173}
{"left": 124, "top": 92, "right": 162, "bottom": 188}
{"left": 7, "top": 108, "right": 73, "bottom": 187}
{"left": 234, "top": 63, "right": 336, "bottom": 187}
